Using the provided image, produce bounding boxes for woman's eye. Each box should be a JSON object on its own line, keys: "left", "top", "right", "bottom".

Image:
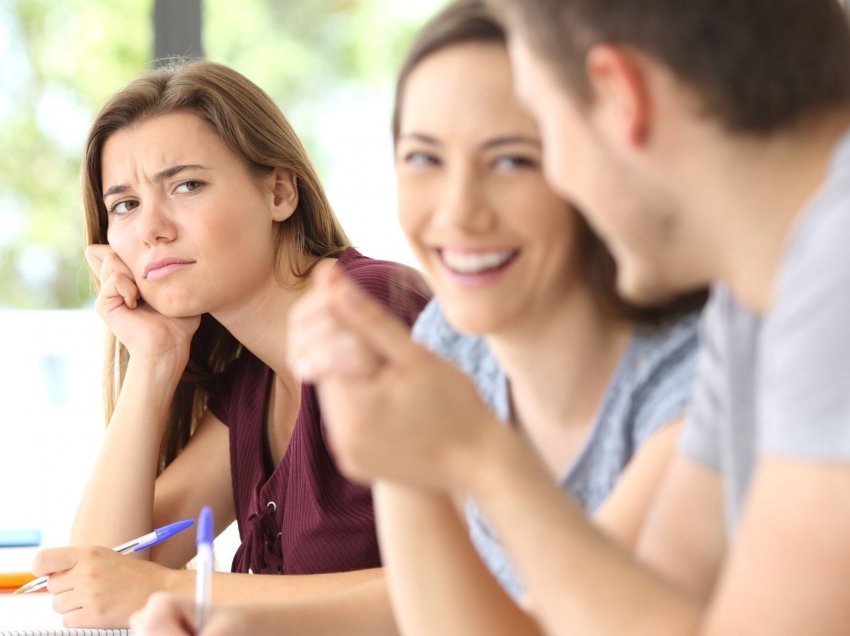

{"left": 175, "top": 180, "right": 203, "bottom": 194}
{"left": 109, "top": 199, "right": 139, "bottom": 216}
{"left": 494, "top": 155, "right": 538, "bottom": 170}
{"left": 403, "top": 151, "right": 440, "bottom": 167}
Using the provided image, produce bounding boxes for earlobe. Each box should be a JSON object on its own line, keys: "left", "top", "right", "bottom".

{"left": 270, "top": 168, "right": 299, "bottom": 222}
{"left": 585, "top": 44, "right": 650, "bottom": 147}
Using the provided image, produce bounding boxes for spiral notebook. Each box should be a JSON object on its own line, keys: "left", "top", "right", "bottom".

{"left": 0, "top": 631, "right": 132, "bottom": 635}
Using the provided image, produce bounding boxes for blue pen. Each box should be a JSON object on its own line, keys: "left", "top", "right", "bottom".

{"left": 14, "top": 518, "right": 195, "bottom": 595}
{"left": 195, "top": 506, "right": 214, "bottom": 631}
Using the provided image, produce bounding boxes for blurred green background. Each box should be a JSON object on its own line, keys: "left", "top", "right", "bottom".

{"left": 0, "top": 0, "right": 446, "bottom": 309}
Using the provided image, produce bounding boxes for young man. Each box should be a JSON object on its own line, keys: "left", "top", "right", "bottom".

{"left": 479, "top": 1, "right": 850, "bottom": 631}
{"left": 133, "top": 1, "right": 850, "bottom": 634}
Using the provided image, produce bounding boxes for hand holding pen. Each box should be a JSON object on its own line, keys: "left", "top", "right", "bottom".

{"left": 15, "top": 518, "right": 195, "bottom": 595}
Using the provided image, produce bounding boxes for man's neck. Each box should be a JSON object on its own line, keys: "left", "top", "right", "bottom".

{"left": 684, "top": 108, "right": 850, "bottom": 314}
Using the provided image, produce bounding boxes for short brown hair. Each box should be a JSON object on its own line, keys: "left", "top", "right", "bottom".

{"left": 490, "top": 0, "right": 850, "bottom": 134}
{"left": 83, "top": 60, "right": 349, "bottom": 472}
{"left": 393, "top": 0, "right": 705, "bottom": 325}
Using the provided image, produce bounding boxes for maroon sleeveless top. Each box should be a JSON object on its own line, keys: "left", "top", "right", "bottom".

{"left": 208, "top": 248, "right": 430, "bottom": 575}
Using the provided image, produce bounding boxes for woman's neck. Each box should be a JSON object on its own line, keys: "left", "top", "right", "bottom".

{"left": 486, "top": 285, "right": 634, "bottom": 475}
{"left": 211, "top": 265, "right": 314, "bottom": 379}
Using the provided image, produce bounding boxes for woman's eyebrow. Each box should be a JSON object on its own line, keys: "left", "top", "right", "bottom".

{"left": 102, "top": 164, "right": 208, "bottom": 200}
{"left": 397, "top": 132, "right": 441, "bottom": 146}
{"left": 480, "top": 135, "right": 541, "bottom": 150}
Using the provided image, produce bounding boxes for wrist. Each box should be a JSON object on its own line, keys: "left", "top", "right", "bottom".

{"left": 110, "top": 358, "right": 186, "bottom": 430}
{"left": 444, "top": 413, "right": 509, "bottom": 497}
{"left": 463, "top": 422, "right": 529, "bottom": 503}
{"left": 125, "top": 353, "right": 187, "bottom": 388}
{"left": 162, "top": 567, "right": 194, "bottom": 597}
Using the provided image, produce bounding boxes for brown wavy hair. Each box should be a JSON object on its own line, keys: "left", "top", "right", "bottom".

{"left": 82, "top": 60, "right": 349, "bottom": 473}
{"left": 392, "top": 0, "right": 706, "bottom": 326}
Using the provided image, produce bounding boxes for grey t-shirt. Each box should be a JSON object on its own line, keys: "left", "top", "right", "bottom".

{"left": 680, "top": 127, "right": 850, "bottom": 533}
{"left": 413, "top": 301, "right": 701, "bottom": 598}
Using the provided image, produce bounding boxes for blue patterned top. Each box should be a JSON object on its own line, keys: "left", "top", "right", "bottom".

{"left": 413, "top": 299, "right": 701, "bottom": 599}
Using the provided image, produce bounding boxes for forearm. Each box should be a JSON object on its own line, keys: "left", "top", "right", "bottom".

{"left": 197, "top": 572, "right": 396, "bottom": 636}
{"left": 71, "top": 357, "right": 182, "bottom": 548}
{"left": 467, "top": 425, "right": 701, "bottom": 636}
{"left": 374, "top": 482, "right": 541, "bottom": 636}
{"left": 161, "top": 566, "right": 385, "bottom": 605}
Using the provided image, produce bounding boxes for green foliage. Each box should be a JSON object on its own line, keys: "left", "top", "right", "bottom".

{"left": 0, "top": 0, "right": 152, "bottom": 308}
{"left": 203, "top": 0, "right": 446, "bottom": 187}
{"left": 0, "top": 0, "right": 444, "bottom": 308}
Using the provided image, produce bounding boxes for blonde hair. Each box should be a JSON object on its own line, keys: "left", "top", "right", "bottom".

{"left": 82, "top": 59, "right": 349, "bottom": 472}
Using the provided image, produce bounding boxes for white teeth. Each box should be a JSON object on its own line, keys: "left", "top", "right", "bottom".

{"left": 441, "top": 249, "right": 516, "bottom": 274}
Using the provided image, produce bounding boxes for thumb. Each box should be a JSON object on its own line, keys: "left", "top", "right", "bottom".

{"left": 31, "top": 546, "right": 82, "bottom": 576}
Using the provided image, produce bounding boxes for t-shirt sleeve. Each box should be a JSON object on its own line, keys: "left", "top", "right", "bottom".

{"left": 761, "top": 201, "right": 850, "bottom": 459}
{"left": 205, "top": 357, "right": 241, "bottom": 426}
{"left": 343, "top": 256, "right": 431, "bottom": 328}
{"left": 678, "top": 288, "right": 730, "bottom": 472}
{"left": 631, "top": 315, "right": 700, "bottom": 447}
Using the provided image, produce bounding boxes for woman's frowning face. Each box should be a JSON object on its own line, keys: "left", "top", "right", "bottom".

{"left": 101, "top": 110, "right": 296, "bottom": 318}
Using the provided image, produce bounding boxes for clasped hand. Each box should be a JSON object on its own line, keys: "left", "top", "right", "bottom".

{"left": 287, "top": 262, "right": 500, "bottom": 491}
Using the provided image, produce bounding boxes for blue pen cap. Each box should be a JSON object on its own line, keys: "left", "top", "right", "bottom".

{"left": 197, "top": 505, "right": 214, "bottom": 545}
{"left": 153, "top": 519, "right": 195, "bottom": 542}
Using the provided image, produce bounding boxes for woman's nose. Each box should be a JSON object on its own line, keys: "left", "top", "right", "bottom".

{"left": 435, "top": 168, "right": 495, "bottom": 233}
{"left": 137, "top": 201, "right": 177, "bottom": 245}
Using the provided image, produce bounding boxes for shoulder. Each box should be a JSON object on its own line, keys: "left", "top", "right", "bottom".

{"left": 758, "top": 153, "right": 850, "bottom": 459}
{"left": 337, "top": 247, "right": 431, "bottom": 327}
{"left": 775, "top": 133, "right": 850, "bottom": 310}
{"left": 207, "top": 349, "right": 266, "bottom": 425}
{"left": 764, "top": 167, "right": 850, "bottom": 373}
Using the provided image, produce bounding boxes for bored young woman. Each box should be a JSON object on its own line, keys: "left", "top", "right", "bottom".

{"left": 31, "top": 60, "right": 429, "bottom": 629}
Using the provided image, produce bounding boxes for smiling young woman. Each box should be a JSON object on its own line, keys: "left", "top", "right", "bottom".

{"left": 30, "top": 60, "right": 429, "bottom": 630}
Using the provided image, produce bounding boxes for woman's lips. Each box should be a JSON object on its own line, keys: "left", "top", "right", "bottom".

{"left": 437, "top": 248, "right": 519, "bottom": 289}
{"left": 144, "top": 258, "right": 195, "bottom": 281}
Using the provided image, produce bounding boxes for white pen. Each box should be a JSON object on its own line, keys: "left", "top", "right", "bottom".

{"left": 195, "top": 505, "right": 214, "bottom": 631}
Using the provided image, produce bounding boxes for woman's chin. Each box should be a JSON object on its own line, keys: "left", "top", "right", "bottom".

{"left": 441, "top": 306, "right": 501, "bottom": 338}
{"left": 143, "top": 296, "right": 205, "bottom": 320}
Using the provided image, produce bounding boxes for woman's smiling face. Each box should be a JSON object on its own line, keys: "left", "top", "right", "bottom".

{"left": 396, "top": 43, "right": 582, "bottom": 335}
{"left": 101, "top": 110, "right": 295, "bottom": 318}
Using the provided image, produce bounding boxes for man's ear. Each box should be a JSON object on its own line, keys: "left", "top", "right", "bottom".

{"left": 585, "top": 44, "right": 650, "bottom": 147}
{"left": 268, "top": 168, "right": 299, "bottom": 222}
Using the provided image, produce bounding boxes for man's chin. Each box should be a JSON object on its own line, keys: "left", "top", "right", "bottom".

{"left": 616, "top": 269, "right": 696, "bottom": 307}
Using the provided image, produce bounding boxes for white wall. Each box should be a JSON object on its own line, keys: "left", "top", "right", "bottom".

{"left": 0, "top": 311, "right": 104, "bottom": 546}
{"left": 0, "top": 310, "right": 240, "bottom": 569}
